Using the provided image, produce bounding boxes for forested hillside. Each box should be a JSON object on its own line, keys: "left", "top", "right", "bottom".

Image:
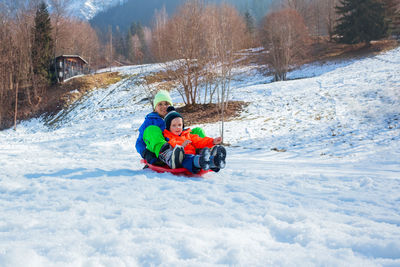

{"left": 89, "top": 0, "right": 274, "bottom": 32}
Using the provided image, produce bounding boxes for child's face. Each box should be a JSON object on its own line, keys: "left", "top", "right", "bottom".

{"left": 155, "top": 101, "right": 170, "bottom": 118}
{"left": 170, "top": 117, "right": 183, "bottom": 135}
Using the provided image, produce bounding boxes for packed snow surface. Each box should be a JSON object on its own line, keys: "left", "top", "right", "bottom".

{"left": 1, "top": 48, "right": 400, "bottom": 266}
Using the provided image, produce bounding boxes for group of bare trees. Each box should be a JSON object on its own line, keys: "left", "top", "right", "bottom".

{"left": 52, "top": 18, "right": 101, "bottom": 68}
{"left": 280, "top": 0, "right": 340, "bottom": 39}
{"left": 0, "top": 0, "right": 102, "bottom": 130}
{"left": 148, "top": 0, "right": 315, "bottom": 101}
{"left": 150, "top": 1, "right": 249, "bottom": 140}
{"left": 151, "top": 1, "right": 247, "bottom": 105}
{"left": 258, "top": 0, "right": 344, "bottom": 82}
{"left": 148, "top": 0, "right": 355, "bottom": 98}
{"left": 0, "top": 1, "right": 39, "bottom": 130}
{"left": 261, "top": 9, "right": 310, "bottom": 81}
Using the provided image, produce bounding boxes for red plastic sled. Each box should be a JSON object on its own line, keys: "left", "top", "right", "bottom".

{"left": 140, "top": 159, "right": 211, "bottom": 177}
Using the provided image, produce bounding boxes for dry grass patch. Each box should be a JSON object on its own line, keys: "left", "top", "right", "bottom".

{"left": 142, "top": 70, "right": 177, "bottom": 92}
{"left": 309, "top": 38, "right": 399, "bottom": 63}
{"left": 44, "top": 72, "right": 125, "bottom": 115}
{"left": 59, "top": 72, "right": 124, "bottom": 106}
{"left": 59, "top": 72, "right": 123, "bottom": 94}
{"left": 176, "top": 101, "right": 249, "bottom": 126}
{"left": 142, "top": 71, "right": 249, "bottom": 125}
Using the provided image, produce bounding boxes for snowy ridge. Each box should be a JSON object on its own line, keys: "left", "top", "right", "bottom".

{"left": 63, "top": 0, "right": 126, "bottom": 20}
{"left": 0, "top": 48, "right": 399, "bottom": 266}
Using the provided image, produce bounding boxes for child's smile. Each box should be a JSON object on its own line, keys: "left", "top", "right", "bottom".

{"left": 170, "top": 117, "right": 183, "bottom": 135}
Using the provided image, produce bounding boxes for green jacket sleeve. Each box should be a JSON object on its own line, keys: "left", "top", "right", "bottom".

{"left": 190, "top": 127, "right": 206, "bottom": 138}
{"left": 143, "top": 125, "right": 167, "bottom": 157}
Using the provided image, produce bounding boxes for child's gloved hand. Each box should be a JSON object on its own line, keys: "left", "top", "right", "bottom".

{"left": 182, "top": 140, "right": 192, "bottom": 147}
{"left": 213, "top": 137, "right": 222, "bottom": 145}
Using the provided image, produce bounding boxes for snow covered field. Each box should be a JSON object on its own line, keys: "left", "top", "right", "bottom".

{"left": 1, "top": 47, "right": 399, "bottom": 266}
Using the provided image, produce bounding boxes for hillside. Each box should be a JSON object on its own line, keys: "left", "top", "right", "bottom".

{"left": 2, "top": 39, "right": 396, "bottom": 132}
{"left": 0, "top": 46, "right": 399, "bottom": 266}
{"left": 89, "top": 0, "right": 274, "bottom": 32}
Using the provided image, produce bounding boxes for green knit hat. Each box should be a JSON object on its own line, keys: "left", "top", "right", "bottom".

{"left": 153, "top": 90, "right": 173, "bottom": 109}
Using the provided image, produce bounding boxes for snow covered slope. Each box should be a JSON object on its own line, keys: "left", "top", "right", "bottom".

{"left": 0, "top": 49, "right": 399, "bottom": 266}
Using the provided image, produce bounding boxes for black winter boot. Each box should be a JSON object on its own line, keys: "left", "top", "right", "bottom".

{"left": 158, "top": 143, "right": 184, "bottom": 169}
{"left": 210, "top": 145, "right": 226, "bottom": 169}
{"left": 193, "top": 148, "right": 211, "bottom": 170}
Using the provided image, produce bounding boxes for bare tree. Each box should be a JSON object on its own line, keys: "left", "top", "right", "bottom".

{"left": 131, "top": 34, "right": 144, "bottom": 64}
{"left": 54, "top": 17, "right": 101, "bottom": 67}
{"left": 161, "top": 0, "right": 208, "bottom": 105}
{"left": 324, "top": 0, "right": 340, "bottom": 40}
{"left": 106, "top": 26, "right": 113, "bottom": 71}
{"left": 0, "top": 2, "right": 18, "bottom": 129}
{"left": 204, "top": 3, "right": 247, "bottom": 140}
{"left": 282, "top": 0, "right": 340, "bottom": 41}
{"left": 13, "top": 9, "right": 32, "bottom": 130}
{"left": 76, "top": 21, "right": 100, "bottom": 66}
{"left": 281, "top": 0, "right": 337, "bottom": 40}
{"left": 260, "top": 8, "right": 310, "bottom": 81}
{"left": 151, "top": 5, "right": 168, "bottom": 62}
{"left": 49, "top": 0, "right": 71, "bottom": 82}
{"left": 382, "top": 0, "right": 400, "bottom": 37}
{"left": 282, "top": 0, "right": 311, "bottom": 19}
{"left": 309, "top": 0, "right": 323, "bottom": 38}
{"left": 0, "top": 16, "right": 13, "bottom": 129}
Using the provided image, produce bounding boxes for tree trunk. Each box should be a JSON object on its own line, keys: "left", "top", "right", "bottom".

{"left": 14, "top": 82, "right": 19, "bottom": 130}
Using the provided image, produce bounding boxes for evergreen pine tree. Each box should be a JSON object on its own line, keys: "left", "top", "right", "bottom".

{"left": 129, "top": 21, "right": 148, "bottom": 62}
{"left": 244, "top": 10, "right": 255, "bottom": 35}
{"left": 334, "top": 0, "right": 388, "bottom": 45}
{"left": 125, "top": 30, "right": 134, "bottom": 62}
{"left": 31, "top": 1, "right": 54, "bottom": 83}
{"left": 114, "top": 27, "right": 126, "bottom": 60}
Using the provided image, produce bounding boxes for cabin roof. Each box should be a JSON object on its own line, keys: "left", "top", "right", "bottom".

{"left": 56, "top": 55, "right": 88, "bottom": 65}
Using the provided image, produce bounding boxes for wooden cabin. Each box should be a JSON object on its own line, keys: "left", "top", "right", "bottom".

{"left": 55, "top": 55, "right": 89, "bottom": 82}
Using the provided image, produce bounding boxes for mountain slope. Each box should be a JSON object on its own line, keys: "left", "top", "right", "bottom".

{"left": 89, "top": 0, "right": 274, "bottom": 31}
{"left": 65, "top": 0, "right": 125, "bottom": 20}
{"left": 0, "top": 48, "right": 399, "bottom": 266}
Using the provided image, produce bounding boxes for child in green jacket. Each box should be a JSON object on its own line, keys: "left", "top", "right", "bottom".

{"left": 135, "top": 90, "right": 205, "bottom": 169}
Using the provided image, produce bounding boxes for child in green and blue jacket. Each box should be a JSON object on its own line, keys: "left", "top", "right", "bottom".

{"left": 135, "top": 90, "right": 204, "bottom": 169}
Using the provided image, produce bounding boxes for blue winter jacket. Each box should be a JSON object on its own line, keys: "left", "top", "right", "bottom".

{"left": 135, "top": 112, "right": 166, "bottom": 156}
